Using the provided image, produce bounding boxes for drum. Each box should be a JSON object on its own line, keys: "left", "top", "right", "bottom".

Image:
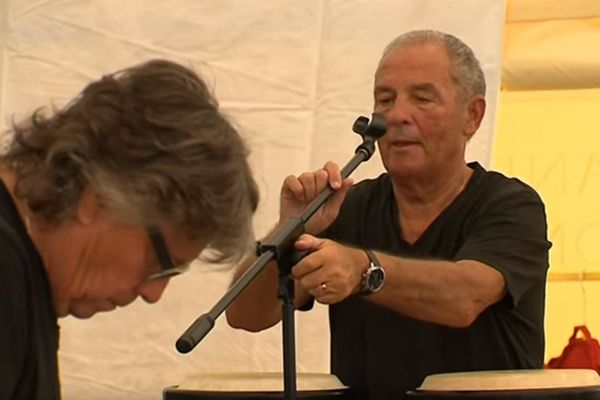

{"left": 406, "top": 369, "right": 600, "bottom": 399}
{"left": 163, "top": 372, "right": 350, "bottom": 400}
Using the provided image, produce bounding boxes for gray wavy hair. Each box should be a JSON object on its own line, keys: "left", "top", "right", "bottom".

{"left": 1, "top": 59, "right": 258, "bottom": 262}
{"left": 377, "top": 29, "right": 486, "bottom": 101}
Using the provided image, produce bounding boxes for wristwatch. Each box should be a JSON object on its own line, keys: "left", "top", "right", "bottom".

{"left": 360, "top": 249, "right": 385, "bottom": 295}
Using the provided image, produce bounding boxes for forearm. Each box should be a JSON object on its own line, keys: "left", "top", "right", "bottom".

{"left": 365, "top": 253, "right": 506, "bottom": 327}
{"left": 225, "top": 255, "right": 282, "bottom": 332}
{"left": 226, "top": 227, "right": 312, "bottom": 332}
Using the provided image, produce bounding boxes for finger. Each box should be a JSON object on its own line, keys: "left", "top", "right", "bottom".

{"left": 315, "top": 294, "right": 335, "bottom": 305}
{"left": 323, "top": 161, "right": 342, "bottom": 189}
{"left": 290, "top": 235, "right": 320, "bottom": 280}
{"left": 294, "top": 233, "right": 320, "bottom": 251}
{"left": 307, "top": 280, "right": 331, "bottom": 299}
{"left": 313, "top": 168, "right": 329, "bottom": 198}
{"left": 300, "top": 273, "right": 332, "bottom": 293}
{"left": 314, "top": 288, "right": 339, "bottom": 305}
{"left": 291, "top": 252, "right": 322, "bottom": 280}
{"left": 296, "top": 171, "right": 316, "bottom": 201}
{"left": 301, "top": 169, "right": 330, "bottom": 201}
{"left": 291, "top": 236, "right": 327, "bottom": 280}
{"left": 281, "top": 175, "right": 306, "bottom": 202}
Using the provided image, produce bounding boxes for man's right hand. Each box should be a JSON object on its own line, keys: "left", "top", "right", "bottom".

{"left": 279, "top": 161, "right": 353, "bottom": 235}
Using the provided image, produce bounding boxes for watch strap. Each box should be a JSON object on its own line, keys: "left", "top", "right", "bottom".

{"left": 364, "top": 249, "right": 380, "bottom": 268}
{"left": 361, "top": 249, "right": 384, "bottom": 295}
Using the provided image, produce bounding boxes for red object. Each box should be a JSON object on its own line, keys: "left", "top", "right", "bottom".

{"left": 546, "top": 325, "right": 600, "bottom": 375}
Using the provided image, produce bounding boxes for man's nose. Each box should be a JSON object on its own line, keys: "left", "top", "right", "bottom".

{"left": 136, "top": 278, "right": 169, "bottom": 304}
{"left": 385, "top": 97, "right": 412, "bottom": 126}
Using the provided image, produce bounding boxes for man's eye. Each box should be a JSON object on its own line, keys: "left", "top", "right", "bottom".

{"left": 376, "top": 97, "right": 393, "bottom": 106}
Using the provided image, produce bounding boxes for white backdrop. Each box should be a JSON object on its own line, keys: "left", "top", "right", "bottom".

{"left": 0, "top": 1, "right": 505, "bottom": 399}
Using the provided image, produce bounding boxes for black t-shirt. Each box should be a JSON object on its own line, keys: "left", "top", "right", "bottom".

{"left": 0, "top": 180, "right": 61, "bottom": 399}
{"left": 321, "top": 162, "right": 551, "bottom": 400}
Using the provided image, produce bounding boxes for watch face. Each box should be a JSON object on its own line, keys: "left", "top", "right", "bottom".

{"left": 367, "top": 266, "right": 385, "bottom": 292}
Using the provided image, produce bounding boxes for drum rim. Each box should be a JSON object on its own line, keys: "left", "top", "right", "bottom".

{"left": 406, "top": 385, "right": 600, "bottom": 396}
{"left": 163, "top": 386, "right": 350, "bottom": 396}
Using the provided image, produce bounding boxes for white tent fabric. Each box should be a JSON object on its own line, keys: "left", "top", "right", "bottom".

{"left": 0, "top": 1, "right": 505, "bottom": 399}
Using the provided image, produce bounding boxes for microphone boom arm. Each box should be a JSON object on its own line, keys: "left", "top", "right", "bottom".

{"left": 175, "top": 112, "right": 386, "bottom": 355}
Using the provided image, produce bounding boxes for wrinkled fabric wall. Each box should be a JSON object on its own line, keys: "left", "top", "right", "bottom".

{"left": 0, "top": 1, "right": 505, "bottom": 399}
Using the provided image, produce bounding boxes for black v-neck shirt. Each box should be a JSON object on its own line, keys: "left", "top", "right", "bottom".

{"left": 321, "top": 162, "right": 551, "bottom": 400}
{"left": 0, "top": 180, "right": 61, "bottom": 399}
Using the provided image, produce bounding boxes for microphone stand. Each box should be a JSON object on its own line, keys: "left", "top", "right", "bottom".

{"left": 175, "top": 113, "right": 387, "bottom": 400}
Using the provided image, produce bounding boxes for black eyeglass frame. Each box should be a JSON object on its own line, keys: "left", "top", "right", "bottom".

{"left": 146, "top": 227, "right": 190, "bottom": 280}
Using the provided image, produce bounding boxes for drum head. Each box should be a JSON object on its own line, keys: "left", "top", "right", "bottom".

{"left": 407, "top": 369, "right": 600, "bottom": 399}
{"left": 163, "top": 372, "right": 350, "bottom": 400}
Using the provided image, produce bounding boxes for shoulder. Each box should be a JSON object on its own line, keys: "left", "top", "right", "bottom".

{"left": 0, "top": 217, "right": 30, "bottom": 304}
{"left": 469, "top": 162, "right": 545, "bottom": 209}
{"left": 0, "top": 195, "right": 34, "bottom": 317}
{"left": 0, "top": 216, "right": 30, "bottom": 375}
{"left": 0, "top": 181, "right": 33, "bottom": 277}
{"left": 0, "top": 208, "right": 30, "bottom": 267}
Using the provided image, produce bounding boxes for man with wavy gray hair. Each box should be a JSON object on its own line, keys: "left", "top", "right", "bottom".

{"left": 227, "top": 30, "right": 550, "bottom": 399}
{"left": 0, "top": 59, "right": 258, "bottom": 399}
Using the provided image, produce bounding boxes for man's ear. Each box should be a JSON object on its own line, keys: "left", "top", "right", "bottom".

{"left": 76, "top": 187, "right": 99, "bottom": 226}
{"left": 463, "top": 96, "right": 486, "bottom": 140}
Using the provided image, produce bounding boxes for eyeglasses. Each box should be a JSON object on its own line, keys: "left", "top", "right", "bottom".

{"left": 146, "top": 227, "right": 190, "bottom": 280}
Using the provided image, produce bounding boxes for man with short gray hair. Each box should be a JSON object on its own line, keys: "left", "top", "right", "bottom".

{"left": 228, "top": 30, "right": 550, "bottom": 399}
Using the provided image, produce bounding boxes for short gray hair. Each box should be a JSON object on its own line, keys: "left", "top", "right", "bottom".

{"left": 377, "top": 30, "right": 486, "bottom": 100}
{"left": 1, "top": 59, "right": 258, "bottom": 262}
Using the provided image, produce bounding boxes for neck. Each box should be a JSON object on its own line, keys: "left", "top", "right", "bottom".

{"left": 393, "top": 164, "right": 471, "bottom": 204}
{"left": 391, "top": 163, "right": 472, "bottom": 243}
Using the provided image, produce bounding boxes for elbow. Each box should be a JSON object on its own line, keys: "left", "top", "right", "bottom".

{"left": 225, "top": 308, "right": 277, "bottom": 333}
{"left": 445, "top": 283, "right": 503, "bottom": 328}
{"left": 447, "top": 301, "right": 484, "bottom": 328}
{"left": 225, "top": 308, "right": 260, "bottom": 332}
{"left": 452, "top": 310, "right": 479, "bottom": 328}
